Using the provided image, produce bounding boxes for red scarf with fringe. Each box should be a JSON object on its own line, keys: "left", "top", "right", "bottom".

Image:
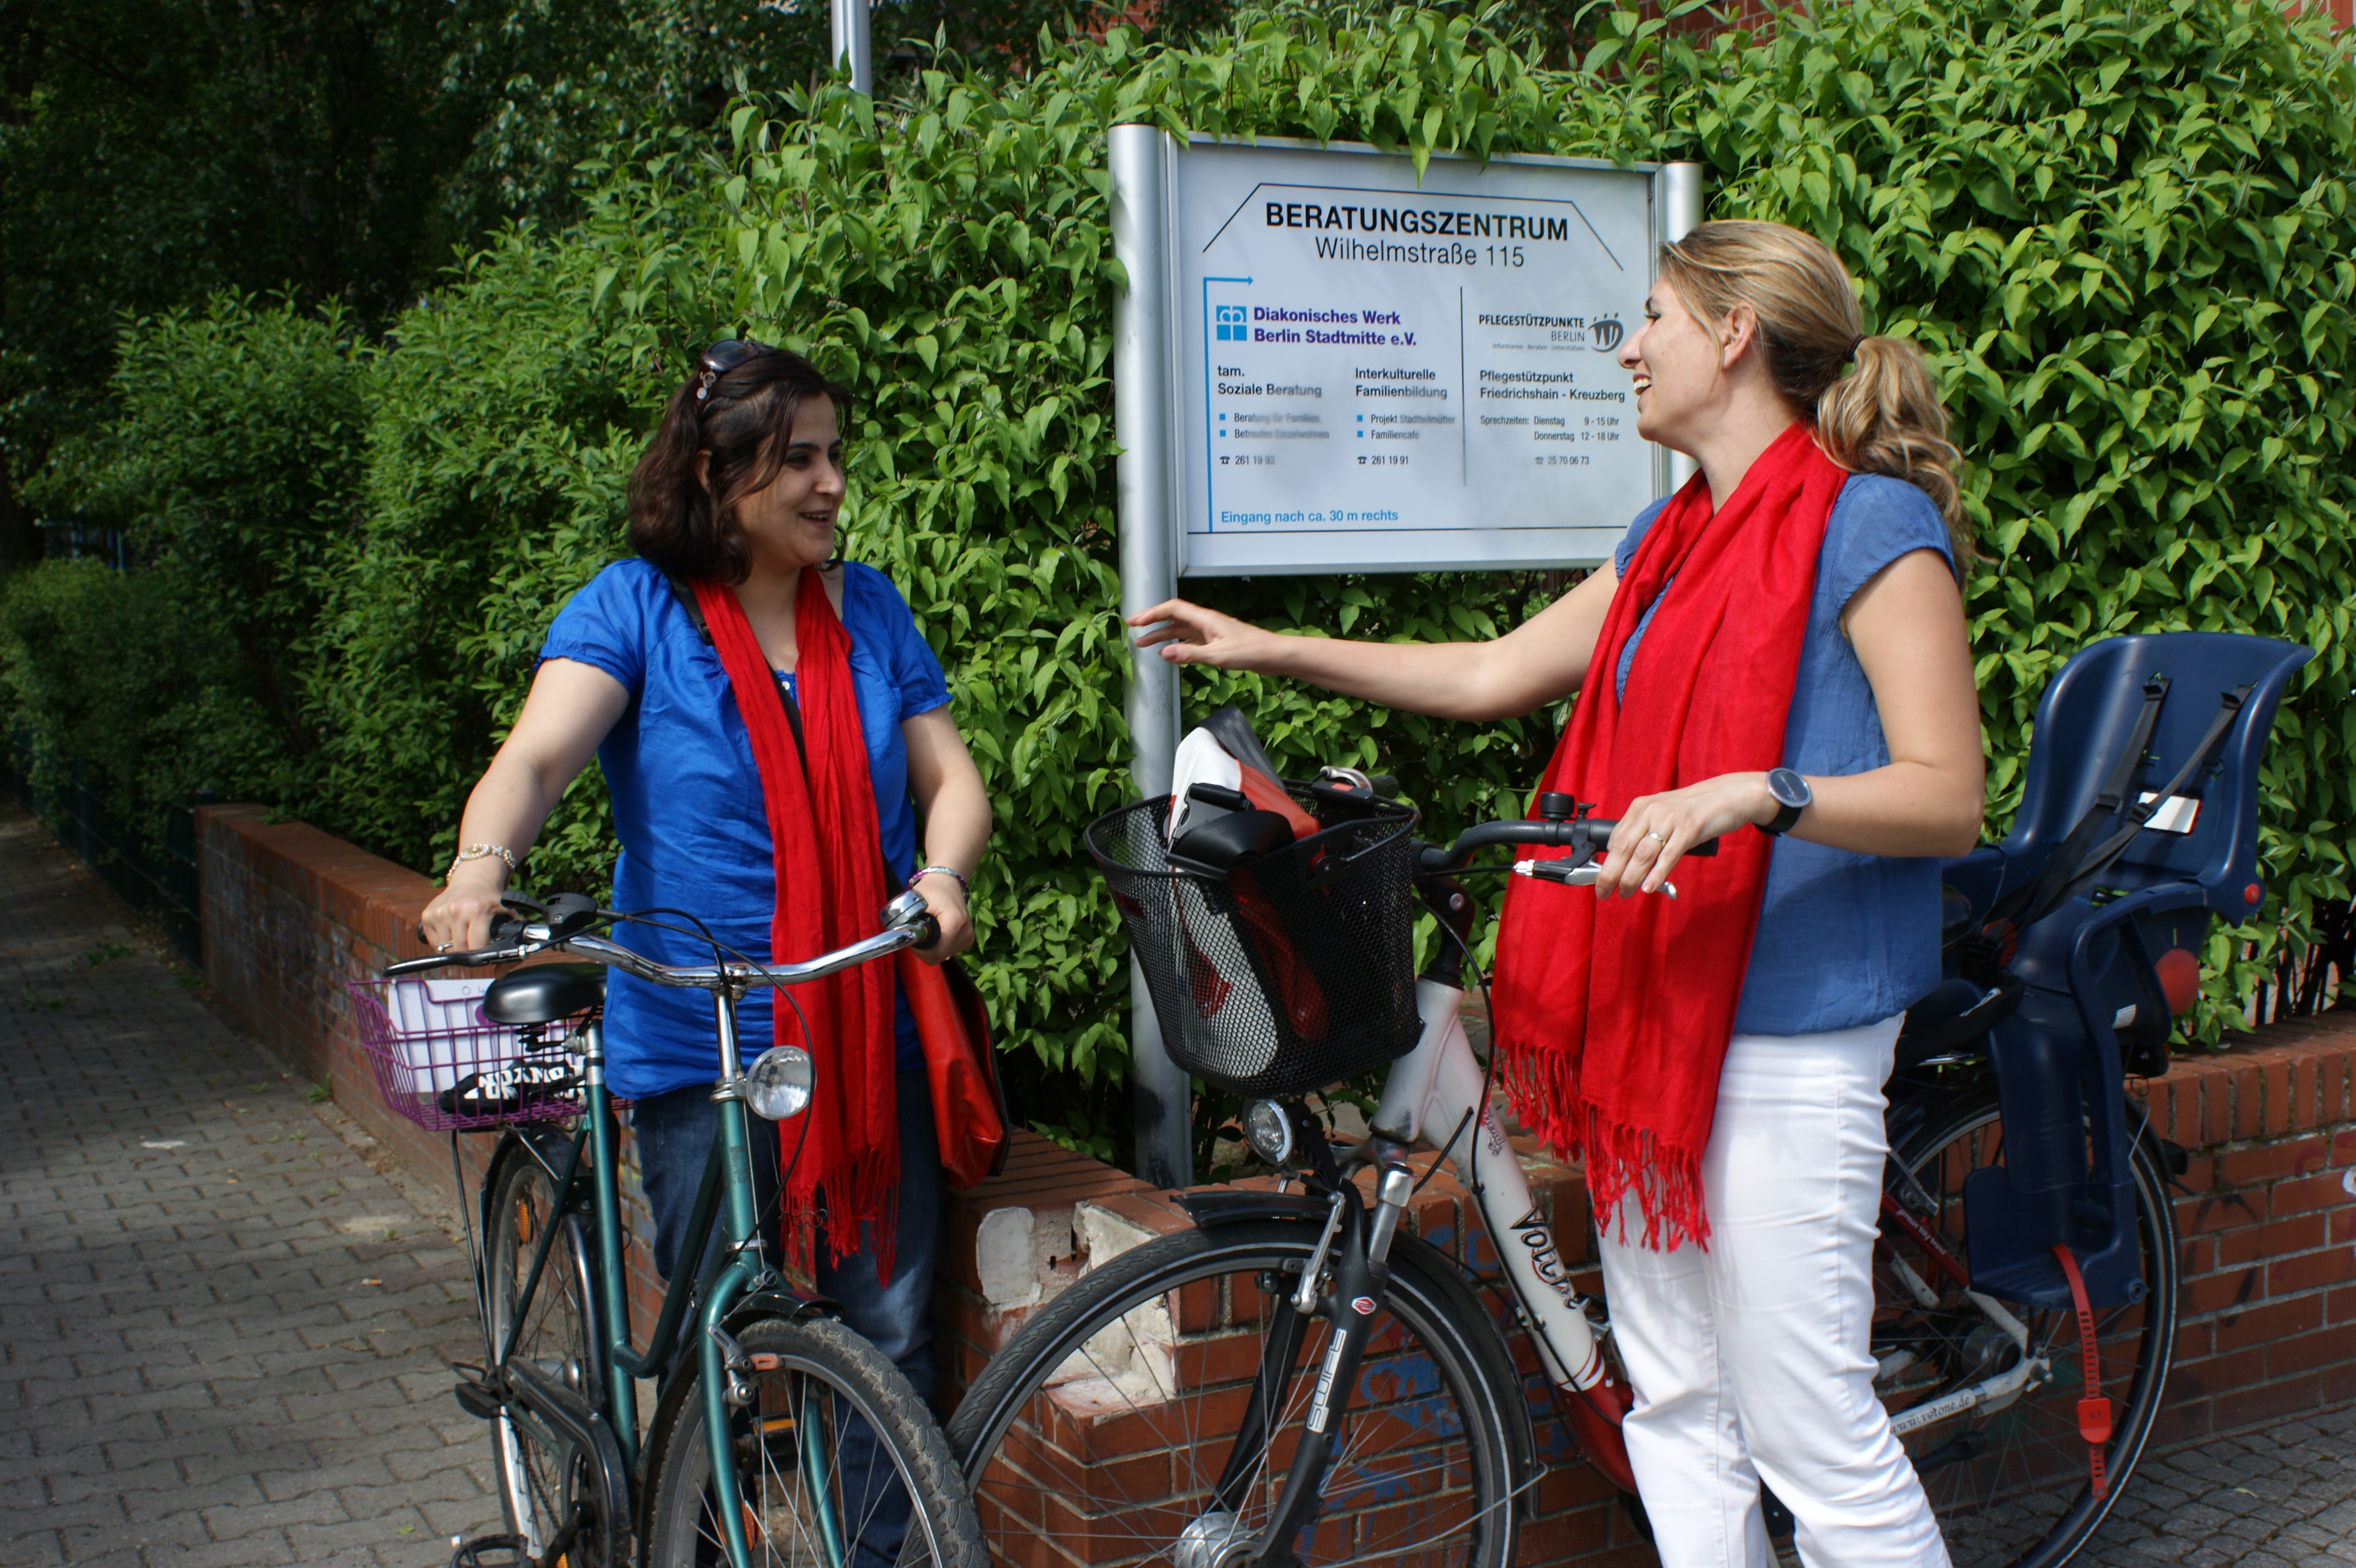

{"left": 1488, "top": 422, "right": 1841, "bottom": 1250}
{"left": 692, "top": 571, "right": 899, "bottom": 1279}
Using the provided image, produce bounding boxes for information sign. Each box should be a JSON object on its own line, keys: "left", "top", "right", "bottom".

{"left": 1158, "top": 135, "right": 1666, "bottom": 576}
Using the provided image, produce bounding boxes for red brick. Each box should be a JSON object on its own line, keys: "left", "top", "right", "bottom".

{"left": 2215, "top": 1373, "right": 2324, "bottom": 1432}
{"left": 2272, "top": 1168, "right": 2356, "bottom": 1217}
{"left": 2217, "top": 1212, "right": 2327, "bottom": 1268}
{"left": 2266, "top": 1324, "right": 2355, "bottom": 1379}
{"left": 2167, "top": 1262, "right": 2262, "bottom": 1318}
{"left": 2322, "top": 1052, "right": 2352, "bottom": 1126}
{"left": 2213, "top": 1295, "right": 2323, "bottom": 1352}
{"left": 2292, "top": 1056, "right": 2321, "bottom": 1131}
{"left": 2334, "top": 1127, "right": 2356, "bottom": 1166}
{"left": 2232, "top": 1064, "right": 2265, "bottom": 1140}
{"left": 2175, "top": 1190, "right": 2263, "bottom": 1238}
{"left": 2216, "top": 1134, "right": 2330, "bottom": 1188}
{"left": 2261, "top": 1058, "right": 2295, "bottom": 1136}
{"left": 2327, "top": 1359, "right": 2356, "bottom": 1407}
{"left": 2269, "top": 1246, "right": 2356, "bottom": 1295}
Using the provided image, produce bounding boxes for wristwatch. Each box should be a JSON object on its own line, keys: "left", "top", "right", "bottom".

{"left": 1762, "top": 769, "right": 1813, "bottom": 835}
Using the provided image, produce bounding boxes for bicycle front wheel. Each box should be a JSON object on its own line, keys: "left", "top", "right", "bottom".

{"left": 484, "top": 1145, "right": 609, "bottom": 1563}
{"left": 644, "top": 1313, "right": 984, "bottom": 1568}
{"left": 949, "top": 1218, "right": 1525, "bottom": 1568}
{"left": 1878, "top": 1092, "right": 2178, "bottom": 1568}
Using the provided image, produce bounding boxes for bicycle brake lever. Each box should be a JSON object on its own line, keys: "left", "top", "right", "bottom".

{"left": 1513, "top": 859, "right": 1678, "bottom": 899}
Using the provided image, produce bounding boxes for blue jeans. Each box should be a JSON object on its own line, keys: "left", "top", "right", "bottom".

{"left": 632, "top": 1070, "right": 944, "bottom": 1568}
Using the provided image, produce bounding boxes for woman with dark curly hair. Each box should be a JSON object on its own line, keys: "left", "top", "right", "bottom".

{"left": 422, "top": 341, "right": 989, "bottom": 1568}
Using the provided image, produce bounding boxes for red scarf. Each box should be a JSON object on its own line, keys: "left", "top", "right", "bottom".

{"left": 1489, "top": 423, "right": 1843, "bottom": 1250}
{"left": 692, "top": 571, "right": 899, "bottom": 1277}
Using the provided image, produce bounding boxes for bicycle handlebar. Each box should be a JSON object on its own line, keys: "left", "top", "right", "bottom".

{"left": 1420, "top": 816, "right": 1721, "bottom": 872}
{"left": 383, "top": 891, "right": 940, "bottom": 989}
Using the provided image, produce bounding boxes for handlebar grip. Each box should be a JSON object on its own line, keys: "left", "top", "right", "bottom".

{"left": 912, "top": 913, "right": 941, "bottom": 952}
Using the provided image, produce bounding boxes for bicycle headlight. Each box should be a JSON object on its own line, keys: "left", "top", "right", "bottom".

{"left": 745, "top": 1046, "right": 814, "bottom": 1121}
{"left": 1242, "top": 1099, "right": 1294, "bottom": 1165}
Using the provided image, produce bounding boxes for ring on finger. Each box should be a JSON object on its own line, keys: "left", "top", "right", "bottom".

{"left": 1645, "top": 830, "right": 1668, "bottom": 844}
{"left": 435, "top": 943, "right": 453, "bottom": 953}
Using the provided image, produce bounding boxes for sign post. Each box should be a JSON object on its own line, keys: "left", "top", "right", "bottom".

{"left": 1109, "top": 130, "right": 1704, "bottom": 1181}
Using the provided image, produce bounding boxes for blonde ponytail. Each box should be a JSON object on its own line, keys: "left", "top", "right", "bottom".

{"left": 1660, "top": 221, "right": 1971, "bottom": 561}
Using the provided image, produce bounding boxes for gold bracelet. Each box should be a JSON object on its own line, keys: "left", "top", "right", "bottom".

{"left": 447, "top": 843, "right": 518, "bottom": 880}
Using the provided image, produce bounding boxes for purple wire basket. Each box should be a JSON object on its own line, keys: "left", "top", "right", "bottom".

{"left": 347, "top": 976, "right": 584, "bottom": 1133}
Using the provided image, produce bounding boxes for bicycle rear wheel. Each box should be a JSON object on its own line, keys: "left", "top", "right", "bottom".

{"left": 644, "top": 1314, "right": 984, "bottom": 1568}
{"left": 948, "top": 1218, "right": 1525, "bottom": 1568}
{"left": 484, "top": 1147, "right": 610, "bottom": 1563}
{"left": 1877, "top": 1092, "right": 2177, "bottom": 1568}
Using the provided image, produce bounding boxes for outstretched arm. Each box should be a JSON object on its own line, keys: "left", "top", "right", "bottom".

{"left": 1127, "top": 558, "right": 1619, "bottom": 722}
{"left": 420, "top": 658, "right": 630, "bottom": 949}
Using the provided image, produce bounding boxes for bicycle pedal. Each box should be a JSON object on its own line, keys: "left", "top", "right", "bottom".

{"left": 449, "top": 1535, "right": 527, "bottom": 1567}
{"left": 451, "top": 1373, "right": 503, "bottom": 1421}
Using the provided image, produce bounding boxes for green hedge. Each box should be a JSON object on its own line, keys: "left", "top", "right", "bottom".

{"left": 10, "top": 0, "right": 2352, "bottom": 1162}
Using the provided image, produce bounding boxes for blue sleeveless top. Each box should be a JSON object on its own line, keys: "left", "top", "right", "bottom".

{"left": 1613, "top": 473, "right": 1957, "bottom": 1036}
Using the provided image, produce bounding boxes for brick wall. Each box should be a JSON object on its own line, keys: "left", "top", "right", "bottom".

{"left": 194, "top": 805, "right": 670, "bottom": 1352}
{"left": 194, "top": 803, "right": 2355, "bottom": 1563}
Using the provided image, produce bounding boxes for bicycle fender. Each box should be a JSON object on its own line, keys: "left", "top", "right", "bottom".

{"left": 1173, "top": 1189, "right": 1331, "bottom": 1227}
{"left": 722, "top": 1288, "right": 841, "bottom": 1329}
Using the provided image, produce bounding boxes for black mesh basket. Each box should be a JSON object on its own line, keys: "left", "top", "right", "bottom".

{"left": 1086, "top": 790, "right": 1423, "bottom": 1098}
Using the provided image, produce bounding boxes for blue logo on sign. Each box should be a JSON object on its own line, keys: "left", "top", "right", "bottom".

{"left": 1215, "top": 305, "right": 1247, "bottom": 341}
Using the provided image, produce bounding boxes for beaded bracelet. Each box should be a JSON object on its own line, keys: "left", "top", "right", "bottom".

{"left": 447, "top": 843, "right": 519, "bottom": 880}
{"left": 912, "top": 864, "right": 969, "bottom": 896}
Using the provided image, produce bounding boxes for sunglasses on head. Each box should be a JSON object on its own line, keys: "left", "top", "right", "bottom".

{"left": 695, "top": 338, "right": 770, "bottom": 401}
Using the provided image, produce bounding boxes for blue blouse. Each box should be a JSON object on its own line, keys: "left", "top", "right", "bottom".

{"left": 539, "top": 558, "right": 952, "bottom": 1097}
{"left": 1612, "top": 474, "right": 1957, "bottom": 1036}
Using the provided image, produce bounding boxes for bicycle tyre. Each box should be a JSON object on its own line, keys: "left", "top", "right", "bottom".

{"left": 643, "top": 1314, "right": 985, "bottom": 1568}
{"left": 484, "top": 1147, "right": 611, "bottom": 1563}
{"left": 1878, "top": 1091, "right": 2178, "bottom": 1568}
{"left": 948, "top": 1218, "right": 1525, "bottom": 1568}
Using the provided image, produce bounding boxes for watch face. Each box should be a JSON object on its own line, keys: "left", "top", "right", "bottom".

{"left": 1768, "top": 769, "right": 1810, "bottom": 809}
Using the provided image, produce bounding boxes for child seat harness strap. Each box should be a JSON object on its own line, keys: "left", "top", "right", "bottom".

{"left": 1970, "top": 678, "right": 2250, "bottom": 973}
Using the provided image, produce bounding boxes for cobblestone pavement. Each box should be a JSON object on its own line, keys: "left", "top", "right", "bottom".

{"left": 2064, "top": 1409, "right": 2356, "bottom": 1567}
{"left": 1, "top": 801, "right": 502, "bottom": 1567}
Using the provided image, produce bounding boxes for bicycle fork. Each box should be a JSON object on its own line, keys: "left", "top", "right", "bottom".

{"left": 1188, "top": 1159, "right": 1422, "bottom": 1568}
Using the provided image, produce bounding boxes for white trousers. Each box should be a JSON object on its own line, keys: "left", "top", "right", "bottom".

{"left": 1595, "top": 1019, "right": 1951, "bottom": 1568}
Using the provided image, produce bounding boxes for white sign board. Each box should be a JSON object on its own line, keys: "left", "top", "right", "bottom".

{"left": 1161, "top": 136, "right": 1665, "bottom": 576}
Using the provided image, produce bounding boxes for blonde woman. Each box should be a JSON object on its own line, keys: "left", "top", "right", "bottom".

{"left": 1130, "top": 220, "right": 1981, "bottom": 1567}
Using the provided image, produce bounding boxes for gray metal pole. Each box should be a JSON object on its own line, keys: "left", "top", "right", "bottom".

{"left": 1661, "top": 162, "right": 1705, "bottom": 496}
{"left": 830, "top": 0, "right": 872, "bottom": 93}
{"left": 1107, "top": 124, "right": 1192, "bottom": 1191}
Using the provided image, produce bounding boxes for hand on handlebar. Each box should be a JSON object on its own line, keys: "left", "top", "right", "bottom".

{"left": 1593, "top": 772, "right": 1775, "bottom": 899}
{"left": 421, "top": 861, "right": 512, "bottom": 951}
{"left": 907, "top": 870, "right": 973, "bottom": 964}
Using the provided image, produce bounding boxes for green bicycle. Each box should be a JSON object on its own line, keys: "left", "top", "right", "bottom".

{"left": 361, "top": 889, "right": 983, "bottom": 1568}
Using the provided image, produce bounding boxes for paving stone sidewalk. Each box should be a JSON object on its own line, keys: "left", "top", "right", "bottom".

{"left": 1, "top": 801, "right": 502, "bottom": 1567}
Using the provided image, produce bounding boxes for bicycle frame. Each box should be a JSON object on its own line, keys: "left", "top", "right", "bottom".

{"left": 1369, "top": 978, "right": 1613, "bottom": 1395}
{"left": 484, "top": 988, "right": 799, "bottom": 1568}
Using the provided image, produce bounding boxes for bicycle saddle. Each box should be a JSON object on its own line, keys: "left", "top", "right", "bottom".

{"left": 483, "top": 963, "right": 606, "bottom": 1025}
